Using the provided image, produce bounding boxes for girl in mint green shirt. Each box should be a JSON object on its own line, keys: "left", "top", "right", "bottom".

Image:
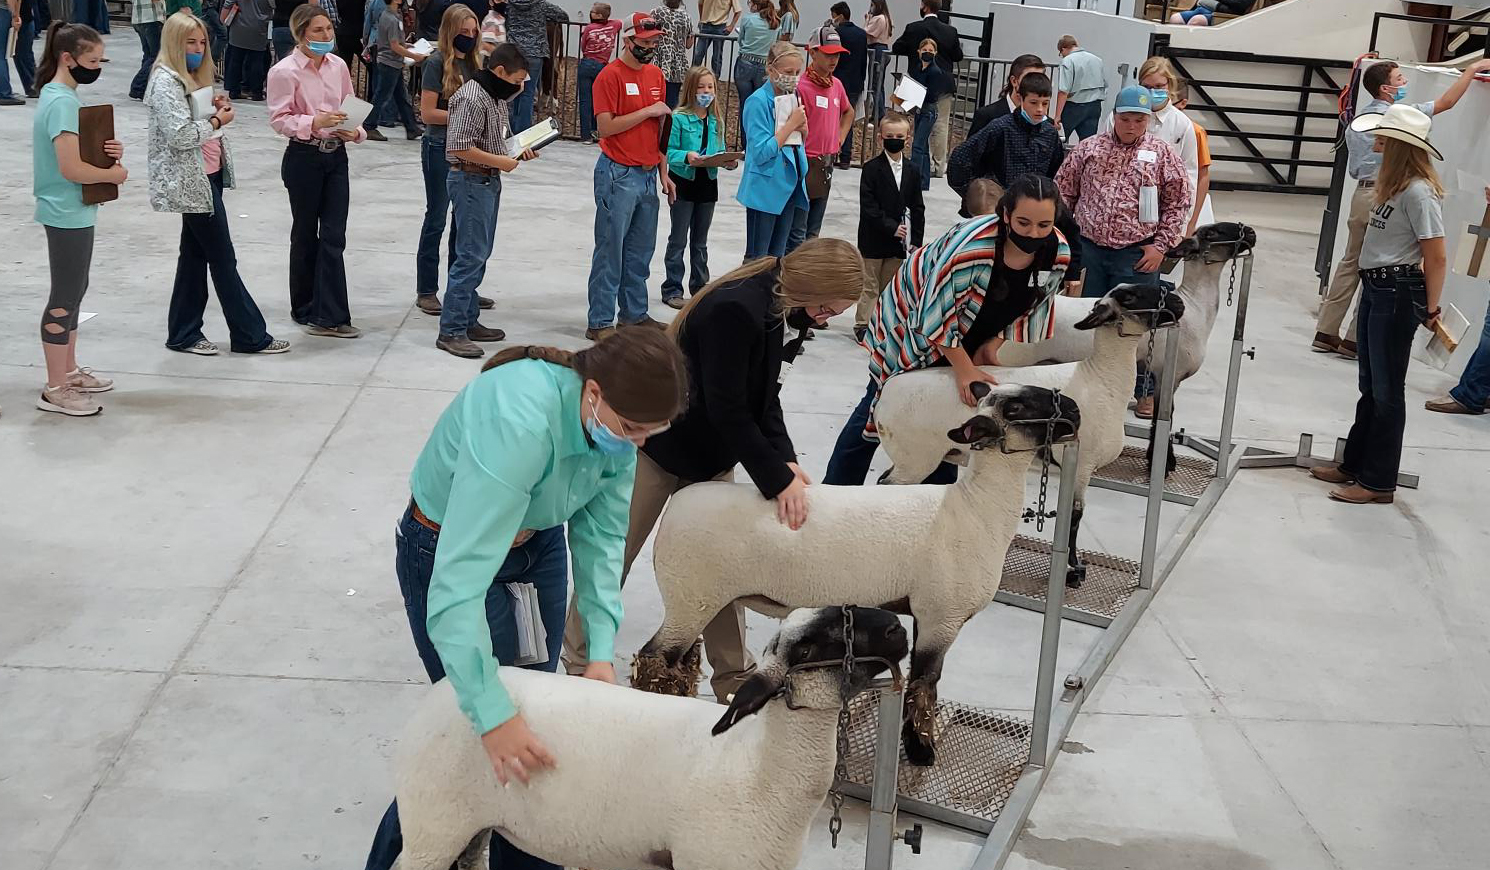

{"left": 363, "top": 331, "right": 688, "bottom": 870}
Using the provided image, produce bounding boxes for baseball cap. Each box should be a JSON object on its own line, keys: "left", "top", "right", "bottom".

{"left": 624, "top": 12, "right": 664, "bottom": 39}
{"left": 807, "top": 24, "right": 849, "bottom": 54}
{"left": 1113, "top": 85, "right": 1154, "bottom": 116}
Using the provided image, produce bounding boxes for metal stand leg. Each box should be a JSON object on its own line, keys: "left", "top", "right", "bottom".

{"left": 1138, "top": 339, "right": 1179, "bottom": 591}
{"left": 1029, "top": 440, "right": 1080, "bottom": 767}
{"left": 865, "top": 681, "right": 907, "bottom": 870}
{"left": 1214, "top": 254, "right": 1253, "bottom": 476}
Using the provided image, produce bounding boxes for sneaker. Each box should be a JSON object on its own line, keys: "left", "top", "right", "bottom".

{"left": 436, "top": 333, "right": 484, "bottom": 358}
{"left": 1336, "top": 340, "right": 1357, "bottom": 360}
{"left": 36, "top": 385, "right": 101, "bottom": 416}
{"left": 66, "top": 367, "right": 114, "bottom": 393}
{"left": 663, "top": 296, "right": 686, "bottom": 310}
{"left": 1425, "top": 395, "right": 1483, "bottom": 414}
{"left": 1134, "top": 395, "right": 1156, "bottom": 419}
{"left": 625, "top": 316, "right": 668, "bottom": 331}
{"left": 478, "top": 295, "right": 495, "bottom": 310}
{"left": 1310, "top": 332, "right": 1339, "bottom": 353}
{"left": 585, "top": 326, "right": 617, "bottom": 342}
{"left": 467, "top": 323, "right": 507, "bottom": 342}
{"left": 416, "top": 294, "right": 442, "bottom": 315}
{"left": 239, "top": 339, "right": 292, "bottom": 354}
{"left": 173, "top": 338, "right": 220, "bottom": 356}
{"left": 0, "top": 96, "right": 26, "bottom": 107}
{"left": 305, "top": 323, "right": 362, "bottom": 339}
{"left": 365, "top": 128, "right": 388, "bottom": 142}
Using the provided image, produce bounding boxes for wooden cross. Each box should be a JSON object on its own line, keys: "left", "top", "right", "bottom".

{"left": 1466, "top": 204, "right": 1490, "bottom": 278}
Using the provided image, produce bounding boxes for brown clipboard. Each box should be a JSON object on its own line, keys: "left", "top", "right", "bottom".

{"left": 78, "top": 104, "right": 119, "bottom": 206}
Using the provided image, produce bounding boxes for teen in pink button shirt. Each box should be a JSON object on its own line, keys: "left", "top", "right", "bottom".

{"left": 788, "top": 24, "right": 853, "bottom": 253}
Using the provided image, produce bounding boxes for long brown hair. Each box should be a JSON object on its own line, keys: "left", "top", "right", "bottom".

{"left": 481, "top": 329, "right": 690, "bottom": 423}
{"left": 670, "top": 238, "right": 865, "bottom": 338}
{"left": 1001, "top": 54, "right": 1043, "bottom": 100}
{"left": 776, "top": 0, "right": 799, "bottom": 33}
{"left": 1375, "top": 138, "right": 1444, "bottom": 206}
{"left": 750, "top": 0, "right": 780, "bottom": 31}
{"left": 437, "top": 3, "right": 479, "bottom": 98}
{"left": 677, "top": 66, "right": 721, "bottom": 130}
{"left": 36, "top": 22, "right": 102, "bottom": 87}
{"left": 868, "top": 0, "right": 892, "bottom": 36}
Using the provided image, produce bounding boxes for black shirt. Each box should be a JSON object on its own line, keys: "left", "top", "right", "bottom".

{"left": 963, "top": 261, "right": 1038, "bottom": 355}
{"left": 669, "top": 169, "right": 719, "bottom": 204}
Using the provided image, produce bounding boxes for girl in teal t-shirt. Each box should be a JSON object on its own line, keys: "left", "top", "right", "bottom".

{"left": 31, "top": 22, "right": 130, "bottom": 417}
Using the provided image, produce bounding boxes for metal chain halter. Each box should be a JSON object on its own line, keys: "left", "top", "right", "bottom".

{"left": 827, "top": 605, "right": 856, "bottom": 848}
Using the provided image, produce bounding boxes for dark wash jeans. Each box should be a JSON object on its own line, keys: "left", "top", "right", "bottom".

{"left": 1450, "top": 299, "right": 1490, "bottom": 411}
{"left": 167, "top": 171, "right": 273, "bottom": 352}
{"left": 281, "top": 143, "right": 352, "bottom": 328}
{"left": 823, "top": 379, "right": 959, "bottom": 485}
{"left": 1340, "top": 270, "right": 1425, "bottom": 492}
{"left": 363, "top": 506, "right": 568, "bottom": 870}
{"left": 416, "top": 132, "right": 457, "bottom": 297}
{"left": 1079, "top": 237, "right": 1159, "bottom": 299}
{"left": 129, "top": 20, "right": 162, "bottom": 99}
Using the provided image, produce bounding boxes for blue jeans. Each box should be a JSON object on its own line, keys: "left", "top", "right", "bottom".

{"left": 511, "top": 57, "right": 544, "bottom": 138}
{"left": 272, "top": 25, "right": 295, "bottom": 62}
{"left": 577, "top": 57, "right": 604, "bottom": 140}
{"left": 823, "top": 379, "right": 959, "bottom": 485}
{"left": 1079, "top": 238, "right": 1158, "bottom": 298}
{"left": 203, "top": 10, "right": 228, "bottom": 63}
{"left": 587, "top": 154, "right": 658, "bottom": 329}
{"left": 129, "top": 21, "right": 162, "bottom": 99}
{"left": 663, "top": 196, "right": 714, "bottom": 300}
{"left": 734, "top": 55, "right": 767, "bottom": 133}
{"left": 442, "top": 169, "right": 502, "bottom": 337}
{"left": 912, "top": 107, "right": 935, "bottom": 192}
{"left": 868, "top": 46, "right": 888, "bottom": 120}
{"left": 77, "top": 0, "right": 109, "bottom": 33}
{"left": 362, "top": 507, "right": 568, "bottom": 870}
{"left": 744, "top": 207, "right": 797, "bottom": 260}
{"left": 693, "top": 22, "right": 728, "bottom": 76}
{"left": 787, "top": 193, "right": 829, "bottom": 254}
{"left": 1061, "top": 99, "right": 1102, "bottom": 141}
{"left": 416, "top": 134, "right": 456, "bottom": 298}
{"left": 1450, "top": 300, "right": 1490, "bottom": 411}
{"left": 1340, "top": 273, "right": 1423, "bottom": 492}
{"left": 224, "top": 45, "right": 268, "bottom": 98}
{"left": 167, "top": 171, "right": 273, "bottom": 353}
{"left": 368, "top": 64, "right": 418, "bottom": 134}
{"left": 14, "top": 19, "right": 35, "bottom": 94}
{"left": 0, "top": 8, "right": 15, "bottom": 98}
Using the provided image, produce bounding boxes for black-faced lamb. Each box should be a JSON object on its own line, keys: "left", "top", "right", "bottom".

{"left": 636, "top": 385, "right": 1081, "bottom": 766}
{"left": 389, "top": 606, "right": 909, "bottom": 870}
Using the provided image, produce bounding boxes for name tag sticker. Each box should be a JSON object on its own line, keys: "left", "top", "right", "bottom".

{"left": 1036, "top": 271, "right": 1053, "bottom": 286}
{"left": 1137, "top": 149, "right": 1158, "bottom": 164}
{"left": 816, "top": 95, "right": 830, "bottom": 108}
{"left": 625, "top": 83, "right": 640, "bottom": 96}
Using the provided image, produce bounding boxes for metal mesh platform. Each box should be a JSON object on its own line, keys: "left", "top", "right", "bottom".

{"left": 1091, "top": 444, "right": 1216, "bottom": 505}
{"left": 842, "top": 691, "right": 1031, "bottom": 830}
{"left": 995, "top": 535, "right": 1142, "bottom": 628}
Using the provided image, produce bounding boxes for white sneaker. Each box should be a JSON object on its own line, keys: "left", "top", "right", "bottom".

{"left": 67, "top": 366, "right": 114, "bottom": 392}
{"left": 37, "top": 385, "right": 102, "bottom": 416}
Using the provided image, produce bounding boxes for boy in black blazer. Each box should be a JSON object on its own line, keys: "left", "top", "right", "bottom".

{"left": 855, "top": 111, "right": 926, "bottom": 341}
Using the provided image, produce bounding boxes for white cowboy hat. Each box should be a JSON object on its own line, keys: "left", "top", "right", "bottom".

{"left": 1349, "top": 103, "right": 1442, "bottom": 160}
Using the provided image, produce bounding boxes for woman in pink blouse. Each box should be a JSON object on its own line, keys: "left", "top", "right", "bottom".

{"left": 266, "top": 4, "right": 365, "bottom": 339}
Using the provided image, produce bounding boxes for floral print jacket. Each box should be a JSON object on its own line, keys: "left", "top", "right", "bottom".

{"left": 145, "top": 65, "right": 235, "bottom": 215}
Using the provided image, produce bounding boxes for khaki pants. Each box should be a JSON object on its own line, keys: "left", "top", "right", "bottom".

{"left": 1316, "top": 184, "right": 1372, "bottom": 343}
{"left": 930, "top": 94, "right": 954, "bottom": 176}
{"left": 561, "top": 451, "right": 756, "bottom": 701}
{"left": 858, "top": 256, "right": 904, "bottom": 328}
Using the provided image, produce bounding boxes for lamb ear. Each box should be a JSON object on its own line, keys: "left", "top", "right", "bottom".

{"left": 947, "top": 415, "right": 1000, "bottom": 445}
{"left": 969, "top": 381, "right": 993, "bottom": 401}
{"left": 711, "top": 672, "right": 783, "bottom": 736}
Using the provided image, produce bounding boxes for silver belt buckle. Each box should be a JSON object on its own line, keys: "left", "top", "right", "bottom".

{"left": 316, "top": 138, "right": 340, "bottom": 153}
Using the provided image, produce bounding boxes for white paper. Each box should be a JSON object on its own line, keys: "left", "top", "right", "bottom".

{"left": 504, "top": 116, "right": 561, "bottom": 156}
{"left": 900, "top": 212, "right": 912, "bottom": 257}
{"left": 189, "top": 87, "right": 225, "bottom": 139}
{"left": 336, "top": 95, "right": 374, "bottom": 132}
{"left": 505, "top": 582, "right": 549, "bottom": 666}
{"left": 892, "top": 75, "right": 926, "bottom": 111}
{"left": 79, "top": 312, "right": 98, "bottom": 325}
{"left": 774, "top": 94, "right": 803, "bottom": 147}
{"left": 1139, "top": 185, "right": 1159, "bottom": 224}
{"left": 1411, "top": 302, "right": 1470, "bottom": 370}
{"left": 403, "top": 38, "right": 434, "bottom": 65}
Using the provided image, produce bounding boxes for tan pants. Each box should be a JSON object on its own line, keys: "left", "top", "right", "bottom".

{"left": 931, "top": 94, "right": 954, "bottom": 176}
{"left": 1316, "top": 184, "right": 1372, "bottom": 343}
{"left": 857, "top": 256, "right": 904, "bottom": 328}
{"left": 560, "top": 451, "right": 756, "bottom": 701}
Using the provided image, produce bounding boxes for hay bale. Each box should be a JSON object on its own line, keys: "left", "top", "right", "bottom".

{"left": 631, "top": 642, "right": 703, "bottom": 697}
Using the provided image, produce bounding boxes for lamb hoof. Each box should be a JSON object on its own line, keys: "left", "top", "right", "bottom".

{"left": 902, "top": 725, "right": 938, "bottom": 767}
{"left": 630, "top": 642, "right": 703, "bottom": 697}
{"left": 1066, "top": 564, "right": 1088, "bottom": 589}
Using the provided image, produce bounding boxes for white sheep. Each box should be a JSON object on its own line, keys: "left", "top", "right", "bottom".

{"left": 637, "top": 385, "right": 1081, "bottom": 766}
{"left": 873, "top": 285, "right": 1186, "bottom": 587}
{"left": 387, "top": 606, "right": 909, "bottom": 870}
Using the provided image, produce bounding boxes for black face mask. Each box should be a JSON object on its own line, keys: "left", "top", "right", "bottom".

{"left": 919, "top": 51, "right": 935, "bottom": 64}
{"left": 590, "top": 16, "right": 605, "bottom": 23}
{"left": 476, "top": 69, "right": 522, "bottom": 102}
{"left": 881, "top": 137, "right": 906, "bottom": 154}
{"left": 786, "top": 307, "right": 823, "bottom": 331}
{"left": 71, "top": 63, "right": 101, "bottom": 85}
{"left": 453, "top": 34, "right": 477, "bottom": 55}
{"left": 1006, "top": 225, "right": 1048, "bottom": 254}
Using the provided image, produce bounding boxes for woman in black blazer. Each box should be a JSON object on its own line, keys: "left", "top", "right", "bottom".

{"left": 561, "top": 238, "right": 864, "bottom": 702}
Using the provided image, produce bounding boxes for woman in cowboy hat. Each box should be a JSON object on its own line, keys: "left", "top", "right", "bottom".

{"left": 1310, "top": 103, "right": 1445, "bottom": 505}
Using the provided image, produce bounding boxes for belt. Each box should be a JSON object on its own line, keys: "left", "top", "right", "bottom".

{"left": 409, "top": 499, "right": 536, "bottom": 548}
{"left": 453, "top": 162, "right": 499, "bottom": 176}
{"left": 1358, "top": 180, "right": 1375, "bottom": 189}
{"left": 1360, "top": 263, "right": 1421, "bottom": 281}
{"left": 740, "top": 53, "right": 767, "bottom": 63}
{"left": 290, "top": 137, "right": 343, "bottom": 153}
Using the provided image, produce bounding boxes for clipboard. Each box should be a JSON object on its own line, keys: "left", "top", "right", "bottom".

{"left": 78, "top": 105, "right": 119, "bottom": 206}
{"left": 692, "top": 150, "right": 744, "bottom": 169}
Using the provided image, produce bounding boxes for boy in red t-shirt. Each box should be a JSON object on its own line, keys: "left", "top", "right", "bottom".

{"left": 788, "top": 25, "right": 854, "bottom": 254}
{"left": 578, "top": 3, "right": 623, "bottom": 141}
{"left": 585, "top": 13, "right": 675, "bottom": 340}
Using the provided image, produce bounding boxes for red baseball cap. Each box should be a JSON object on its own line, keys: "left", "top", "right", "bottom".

{"left": 624, "top": 12, "right": 665, "bottom": 39}
{"left": 807, "top": 25, "right": 849, "bottom": 54}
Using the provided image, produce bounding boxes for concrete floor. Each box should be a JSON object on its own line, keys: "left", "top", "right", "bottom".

{"left": 3, "top": 33, "right": 1489, "bottom": 870}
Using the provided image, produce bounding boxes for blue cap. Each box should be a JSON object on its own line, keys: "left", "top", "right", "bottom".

{"left": 1114, "top": 84, "right": 1154, "bottom": 116}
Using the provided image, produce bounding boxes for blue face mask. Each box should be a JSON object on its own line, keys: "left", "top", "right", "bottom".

{"left": 1019, "top": 108, "right": 1041, "bottom": 125}
{"left": 308, "top": 39, "right": 336, "bottom": 56}
{"left": 1149, "top": 87, "right": 1169, "bottom": 109}
{"left": 696, "top": 91, "right": 715, "bottom": 108}
{"left": 185, "top": 52, "right": 204, "bottom": 71}
{"left": 586, "top": 398, "right": 637, "bottom": 456}
{"left": 1395, "top": 84, "right": 1410, "bottom": 101}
